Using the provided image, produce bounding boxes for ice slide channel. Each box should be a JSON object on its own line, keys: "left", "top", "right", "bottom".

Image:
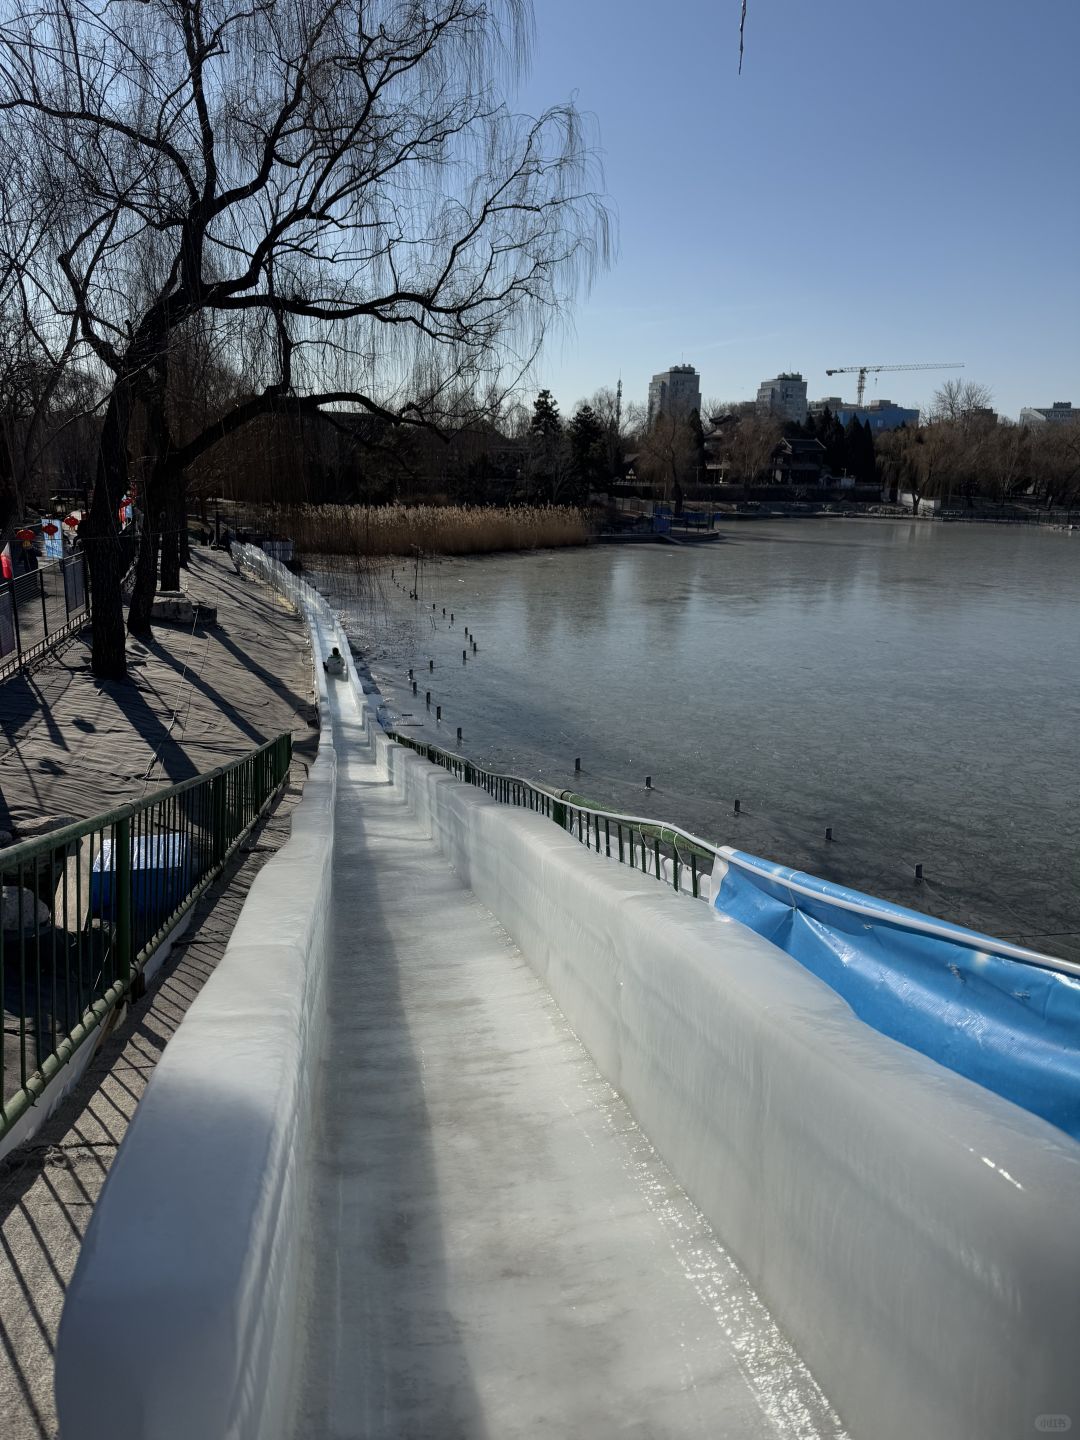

{"left": 55, "top": 554, "right": 1080, "bottom": 1440}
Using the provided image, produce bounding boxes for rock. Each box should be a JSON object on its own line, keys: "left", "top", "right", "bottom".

{"left": 12, "top": 816, "right": 79, "bottom": 843}
{"left": 1, "top": 884, "right": 52, "bottom": 936}
{"left": 150, "top": 594, "right": 218, "bottom": 626}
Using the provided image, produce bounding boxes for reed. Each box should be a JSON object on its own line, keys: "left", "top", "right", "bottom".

{"left": 265, "top": 503, "right": 588, "bottom": 557}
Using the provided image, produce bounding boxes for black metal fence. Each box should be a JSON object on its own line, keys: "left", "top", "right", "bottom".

{"left": 388, "top": 731, "right": 716, "bottom": 899}
{"left": 0, "top": 553, "right": 89, "bottom": 680}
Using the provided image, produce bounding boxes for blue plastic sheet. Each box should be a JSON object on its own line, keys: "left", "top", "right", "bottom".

{"left": 713, "top": 849, "right": 1080, "bottom": 1140}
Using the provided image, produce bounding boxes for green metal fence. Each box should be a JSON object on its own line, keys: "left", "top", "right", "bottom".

{"left": 388, "top": 731, "right": 717, "bottom": 900}
{"left": 0, "top": 732, "right": 293, "bottom": 1141}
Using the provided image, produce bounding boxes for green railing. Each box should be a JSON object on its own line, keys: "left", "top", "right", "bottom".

{"left": 388, "top": 731, "right": 717, "bottom": 900}
{"left": 0, "top": 732, "right": 293, "bottom": 1141}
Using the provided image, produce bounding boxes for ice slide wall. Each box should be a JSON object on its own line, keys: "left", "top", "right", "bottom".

{"left": 55, "top": 590, "right": 341, "bottom": 1440}
{"left": 57, "top": 556, "right": 1080, "bottom": 1440}
{"left": 373, "top": 711, "right": 1080, "bottom": 1440}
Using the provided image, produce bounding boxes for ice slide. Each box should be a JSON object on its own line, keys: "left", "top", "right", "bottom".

{"left": 55, "top": 555, "right": 1080, "bottom": 1440}
{"left": 289, "top": 649, "right": 844, "bottom": 1439}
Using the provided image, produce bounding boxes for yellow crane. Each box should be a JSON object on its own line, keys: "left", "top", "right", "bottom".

{"left": 824, "top": 362, "right": 964, "bottom": 407}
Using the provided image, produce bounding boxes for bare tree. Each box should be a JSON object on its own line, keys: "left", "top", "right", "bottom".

{"left": 718, "top": 414, "right": 782, "bottom": 489}
{"left": 926, "top": 379, "right": 994, "bottom": 426}
{"left": 635, "top": 412, "right": 695, "bottom": 505}
{"left": 1027, "top": 420, "right": 1080, "bottom": 509}
{"left": 877, "top": 422, "right": 959, "bottom": 513}
{"left": 983, "top": 419, "right": 1030, "bottom": 508}
{"left": 0, "top": 172, "right": 81, "bottom": 526}
{"left": 701, "top": 397, "right": 754, "bottom": 425}
{"left": 0, "top": 0, "right": 610, "bottom": 677}
{"left": 585, "top": 385, "right": 631, "bottom": 491}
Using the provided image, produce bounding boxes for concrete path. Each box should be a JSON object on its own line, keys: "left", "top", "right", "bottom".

{"left": 293, "top": 689, "right": 845, "bottom": 1438}
{"left": 0, "top": 547, "right": 317, "bottom": 835}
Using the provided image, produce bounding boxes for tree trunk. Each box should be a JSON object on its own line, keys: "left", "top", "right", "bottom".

{"left": 128, "top": 384, "right": 171, "bottom": 638}
{"left": 0, "top": 421, "right": 18, "bottom": 532}
{"left": 127, "top": 476, "right": 162, "bottom": 638}
{"left": 179, "top": 474, "right": 190, "bottom": 567}
{"left": 82, "top": 382, "right": 133, "bottom": 680}
{"left": 159, "top": 477, "right": 185, "bottom": 591}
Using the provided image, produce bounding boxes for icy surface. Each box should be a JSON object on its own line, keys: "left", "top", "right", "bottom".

{"left": 54, "top": 554, "right": 1080, "bottom": 1440}
{"left": 292, "top": 677, "right": 845, "bottom": 1439}
{"left": 360, "top": 677, "right": 1080, "bottom": 1440}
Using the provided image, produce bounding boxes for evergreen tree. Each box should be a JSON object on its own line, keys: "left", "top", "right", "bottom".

{"left": 530, "top": 389, "right": 562, "bottom": 441}
{"left": 844, "top": 416, "right": 877, "bottom": 484}
{"left": 858, "top": 419, "right": 878, "bottom": 484}
{"left": 819, "top": 408, "right": 846, "bottom": 476}
{"left": 528, "top": 389, "right": 563, "bottom": 501}
{"left": 568, "top": 403, "right": 604, "bottom": 504}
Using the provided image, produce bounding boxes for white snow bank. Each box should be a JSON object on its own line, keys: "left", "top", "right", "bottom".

{"left": 366, "top": 700, "right": 1080, "bottom": 1440}
{"left": 54, "top": 600, "right": 339, "bottom": 1440}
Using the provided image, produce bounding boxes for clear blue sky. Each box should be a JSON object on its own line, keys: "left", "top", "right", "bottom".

{"left": 517, "top": 0, "right": 1080, "bottom": 419}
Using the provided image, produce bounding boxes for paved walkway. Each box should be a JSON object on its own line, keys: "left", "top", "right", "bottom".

{"left": 0, "top": 547, "right": 316, "bottom": 834}
{"left": 292, "top": 680, "right": 844, "bottom": 1438}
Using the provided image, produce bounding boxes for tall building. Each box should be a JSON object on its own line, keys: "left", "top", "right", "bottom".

{"left": 1019, "top": 402, "right": 1078, "bottom": 426}
{"left": 647, "top": 365, "right": 701, "bottom": 428}
{"left": 756, "top": 373, "right": 808, "bottom": 424}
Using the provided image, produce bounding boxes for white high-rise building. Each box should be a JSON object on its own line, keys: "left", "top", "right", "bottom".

{"left": 756, "top": 373, "right": 808, "bottom": 425}
{"left": 647, "top": 365, "right": 701, "bottom": 428}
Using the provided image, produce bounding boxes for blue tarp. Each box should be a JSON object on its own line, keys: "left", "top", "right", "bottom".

{"left": 91, "top": 834, "right": 192, "bottom": 919}
{"left": 713, "top": 849, "right": 1080, "bottom": 1141}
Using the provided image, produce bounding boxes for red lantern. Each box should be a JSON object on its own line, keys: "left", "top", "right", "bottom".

{"left": 63, "top": 515, "right": 80, "bottom": 529}
{"left": 15, "top": 528, "right": 34, "bottom": 544}
{"left": 42, "top": 522, "right": 59, "bottom": 535}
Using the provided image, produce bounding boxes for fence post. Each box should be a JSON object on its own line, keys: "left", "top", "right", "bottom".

{"left": 212, "top": 774, "right": 226, "bottom": 867}
{"left": 39, "top": 568, "right": 49, "bottom": 641}
{"left": 9, "top": 581, "right": 21, "bottom": 664}
{"left": 115, "top": 815, "right": 132, "bottom": 989}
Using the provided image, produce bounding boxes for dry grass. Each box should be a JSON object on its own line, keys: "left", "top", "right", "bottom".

{"left": 264, "top": 503, "right": 589, "bottom": 557}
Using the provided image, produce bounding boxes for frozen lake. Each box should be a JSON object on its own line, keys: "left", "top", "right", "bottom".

{"left": 319, "top": 519, "right": 1080, "bottom": 961}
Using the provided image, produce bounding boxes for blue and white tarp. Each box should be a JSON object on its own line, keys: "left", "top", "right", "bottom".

{"left": 712, "top": 848, "right": 1080, "bottom": 1141}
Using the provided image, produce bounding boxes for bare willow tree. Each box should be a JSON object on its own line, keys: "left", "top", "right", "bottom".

{"left": 925, "top": 379, "right": 994, "bottom": 426}
{"left": 635, "top": 411, "right": 696, "bottom": 505}
{"left": 0, "top": 169, "right": 82, "bottom": 527}
{"left": 0, "top": 0, "right": 609, "bottom": 677}
{"left": 708, "top": 412, "right": 781, "bottom": 490}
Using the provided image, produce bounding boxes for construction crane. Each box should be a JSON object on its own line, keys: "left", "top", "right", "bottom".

{"left": 824, "top": 362, "right": 964, "bottom": 407}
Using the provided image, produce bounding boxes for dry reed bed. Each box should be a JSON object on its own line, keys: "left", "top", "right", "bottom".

{"left": 268, "top": 504, "right": 588, "bottom": 557}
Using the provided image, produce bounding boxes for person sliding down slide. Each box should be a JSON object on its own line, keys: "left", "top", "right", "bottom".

{"left": 324, "top": 646, "right": 346, "bottom": 676}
